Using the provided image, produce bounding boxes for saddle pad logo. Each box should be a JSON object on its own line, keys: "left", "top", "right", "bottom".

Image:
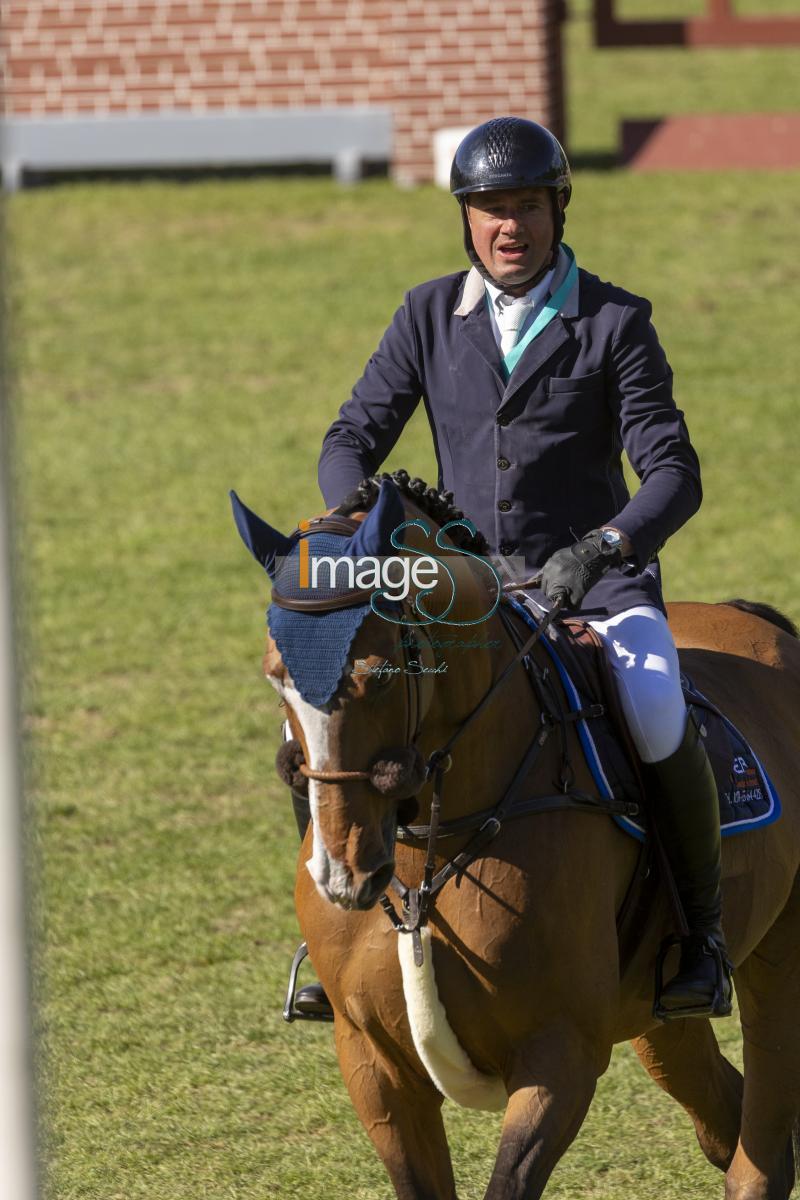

{"left": 727, "top": 757, "right": 764, "bottom": 807}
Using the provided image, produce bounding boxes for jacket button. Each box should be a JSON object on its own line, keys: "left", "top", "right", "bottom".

{"left": 497, "top": 413, "right": 510, "bottom": 426}
{"left": 499, "top": 542, "right": 515, "bottom": 556}
{"left": 498, "top": 500, "right": 512, "bottom": 512}
{"left": 497, "top": 457, "right": 510, "bottom": 470}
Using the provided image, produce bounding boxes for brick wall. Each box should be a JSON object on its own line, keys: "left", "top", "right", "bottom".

{"left": 0, "top": 0, "right": 564, "bottom": 184}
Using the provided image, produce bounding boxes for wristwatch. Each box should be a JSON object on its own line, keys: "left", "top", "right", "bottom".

{"left": 600, "top": 527, "right": 623, "bottom": 548}
{"left": 599, "top": 528, "right": 625, "bottom": 555}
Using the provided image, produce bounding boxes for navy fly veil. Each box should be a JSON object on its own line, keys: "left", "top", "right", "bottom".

{"left": 231, "top": 479, "right": 407, "bottom": 708}
{"left": 268, "top": 532, "right": 374, "bottom": 708}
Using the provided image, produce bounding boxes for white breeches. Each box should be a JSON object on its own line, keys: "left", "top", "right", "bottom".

{"left": 587, "top": 605, "right": 687, "bottom": 764}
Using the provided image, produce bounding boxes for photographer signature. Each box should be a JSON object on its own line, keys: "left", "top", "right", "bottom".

{"left": 354, "top": 658, "right": 448, "bottom": 678}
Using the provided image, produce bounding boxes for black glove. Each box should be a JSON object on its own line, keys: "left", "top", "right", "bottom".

{"left": 540, "top": 530, "right": 623, "bottom": 607}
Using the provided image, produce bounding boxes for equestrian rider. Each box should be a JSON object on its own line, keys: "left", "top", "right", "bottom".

{"left": 300, "top": 116, "right": 733, "bottom": 1021}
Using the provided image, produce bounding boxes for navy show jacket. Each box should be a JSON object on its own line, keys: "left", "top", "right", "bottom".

{"left": 318, "top": 248, "right": 702, "bottom": 616}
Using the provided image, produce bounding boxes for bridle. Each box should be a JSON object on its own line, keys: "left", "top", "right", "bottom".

{"left": 272, "top": 513, "right": 438, "bottom": 799}
{"left": 273, "top": 515, "right": 638, "bottom": 967}
{"left": 297, "top": 604, "right": 435, "bottom": 818}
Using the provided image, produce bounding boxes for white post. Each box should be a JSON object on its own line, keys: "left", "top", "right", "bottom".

{"left": 0, "top": 330, "right": 38, "bottom": 1196}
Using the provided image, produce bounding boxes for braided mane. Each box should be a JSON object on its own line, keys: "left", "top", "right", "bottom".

{"left": 334, "top": 470, "right": 491, "bottom": 557}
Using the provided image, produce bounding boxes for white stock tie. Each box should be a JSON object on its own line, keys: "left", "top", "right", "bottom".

{"left": 495, "top": 297, "right": 533, "bottom": 357}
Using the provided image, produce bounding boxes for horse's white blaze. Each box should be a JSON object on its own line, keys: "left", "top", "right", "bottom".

{"left": 397, "top": 927, "right": 506, "bottom": 1112}
{"left": 283, "top": 685, "right": 351, "bottom": 899}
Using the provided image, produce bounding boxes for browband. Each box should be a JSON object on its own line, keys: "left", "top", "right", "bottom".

{"left": 271, "top": 512, "right": 371, "bottom": 613}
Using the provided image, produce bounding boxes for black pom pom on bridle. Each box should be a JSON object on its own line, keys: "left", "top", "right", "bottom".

{"left": 369, "top": 746, "right": 427, "bottom": 801}
{"left": 276, "top": 738, "right": 308, "bottom": 793}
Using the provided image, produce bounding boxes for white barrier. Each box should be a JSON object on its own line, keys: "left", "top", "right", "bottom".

{"left": 1, "top": 107, "right": 393, "bottom": 190}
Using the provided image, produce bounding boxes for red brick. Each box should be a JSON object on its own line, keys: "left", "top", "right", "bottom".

{"left": 0, "top": 0, "right": 559, "bottom": 180}
{"left": 70, "top": 54, "right": 130, "bottom": 76}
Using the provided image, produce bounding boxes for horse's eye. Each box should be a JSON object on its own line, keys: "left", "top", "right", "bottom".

{"left": 351, "top": 659, "right": 398, "bottom": 692}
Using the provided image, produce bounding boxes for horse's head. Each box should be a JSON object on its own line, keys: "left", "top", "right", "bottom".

{"left": 232, "top": 475, "right": 501, "bottom": 910}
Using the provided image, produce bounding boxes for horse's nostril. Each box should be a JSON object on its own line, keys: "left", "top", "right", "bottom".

{"left": 354, "top": 860, "right": 395, "bottom": 909}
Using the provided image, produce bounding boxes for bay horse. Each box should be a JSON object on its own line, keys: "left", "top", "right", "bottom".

{"left": 232, "top": 473, "right": 800, "bottom": 1200}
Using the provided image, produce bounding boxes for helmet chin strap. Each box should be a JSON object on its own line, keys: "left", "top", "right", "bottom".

{"left": 460, "top": 193, "right": 566, "bottom": 291}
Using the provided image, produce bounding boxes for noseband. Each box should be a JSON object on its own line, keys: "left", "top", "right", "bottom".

{"left": 303, "top": 744, "right": 428, "bottom": 801}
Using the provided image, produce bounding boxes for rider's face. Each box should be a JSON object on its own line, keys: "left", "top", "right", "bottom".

{"left": 466, "top": 186, "right": 557, "bottom": 293}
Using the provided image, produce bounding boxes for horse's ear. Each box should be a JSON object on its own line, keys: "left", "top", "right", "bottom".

{"left": 345, "top": 479, "right": 406, "bottom": 559}
{"left": 229, "top": 490, "right": 294, "bottom": 578}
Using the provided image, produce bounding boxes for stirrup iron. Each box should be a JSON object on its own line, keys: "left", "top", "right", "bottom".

{"left": 283, "top": 942, "right": 334, "bottom": 1024}
{"left": 653, "top": 933, "right": 733, "bottom": 1022}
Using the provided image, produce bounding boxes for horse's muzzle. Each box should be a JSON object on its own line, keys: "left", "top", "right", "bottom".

{"left": 309, "top": 808, "right": 398, "bottom": 911}
{"left": 351, "top": 858, "right": 395, "bottom": 910}
{"left": 321, "top": 854, "right": 395, "bottom": 911}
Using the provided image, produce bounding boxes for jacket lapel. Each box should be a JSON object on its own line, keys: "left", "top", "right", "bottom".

{"left": 454, "top": 267, "right": 505, "bottom": 401}
{"left": 498, "top": 250, "right": 580, "bottom": 410}
{"left": 498, "top": 316, "right": 570, "bottom": 409}
{"left": 460, "top": 304, "right": 506, "bottom": 391}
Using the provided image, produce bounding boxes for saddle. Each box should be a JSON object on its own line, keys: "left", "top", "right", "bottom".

{"left": 508, "top": 599, "right": 782, "bottom": 977}
{"left": 527, "top": 604, "right": 781, "bottom": 842}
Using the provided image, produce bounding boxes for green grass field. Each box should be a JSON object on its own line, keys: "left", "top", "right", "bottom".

{"left": 9, "top": 2, "right": 800, "bottom": 1197}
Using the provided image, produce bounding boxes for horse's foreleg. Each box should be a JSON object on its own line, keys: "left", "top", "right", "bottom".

{"left": 725, "top": 871, "right": 800, "bottom": 1200}
{"left": 483, "top": 1025, "right": 605, "bottom": 1200}
{"left": 632, "top": 1018, "right": 743, "bottom": 1170}
{"left": 334, "top": 1014, "right": 458, "bottom": 1200}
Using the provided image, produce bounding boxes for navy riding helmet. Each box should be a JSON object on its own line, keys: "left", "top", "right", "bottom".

{"left": 450, "top": 117, "right": 572, "bottom": 284}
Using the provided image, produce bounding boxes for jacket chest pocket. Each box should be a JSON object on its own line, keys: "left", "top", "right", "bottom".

{"left": 534, "top": 368, "right": 608, "bottom": 431}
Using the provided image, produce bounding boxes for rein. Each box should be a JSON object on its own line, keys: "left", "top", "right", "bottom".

{"left": 380, "top": 600, "right": 636, "bottom": 966}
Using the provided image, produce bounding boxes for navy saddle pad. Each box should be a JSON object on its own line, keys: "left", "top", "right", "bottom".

{"left": 508, "top": 597, "right": 781, "bottom": 843}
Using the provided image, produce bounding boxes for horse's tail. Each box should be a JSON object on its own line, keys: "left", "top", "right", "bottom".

{"left": 723, "top": 599, "right": 799, "bottom": 640}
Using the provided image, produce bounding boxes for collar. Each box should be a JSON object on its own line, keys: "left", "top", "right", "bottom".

{"left": 453, "top": 245, "right": 579, "bottom": 319}
{"left": 484, "top": 269, "right": 554, "bottom": 317}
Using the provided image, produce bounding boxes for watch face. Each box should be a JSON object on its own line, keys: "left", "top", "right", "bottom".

{"left": 601, "top": 529, "right": 622, "bottom": 548}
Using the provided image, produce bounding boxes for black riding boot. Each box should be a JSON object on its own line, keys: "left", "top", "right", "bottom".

{"left": 288, "top": 786, "right": 334, "bottom": 1020}
{"left": 646, "top": 715, "right": 734, "bottom": 1021}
